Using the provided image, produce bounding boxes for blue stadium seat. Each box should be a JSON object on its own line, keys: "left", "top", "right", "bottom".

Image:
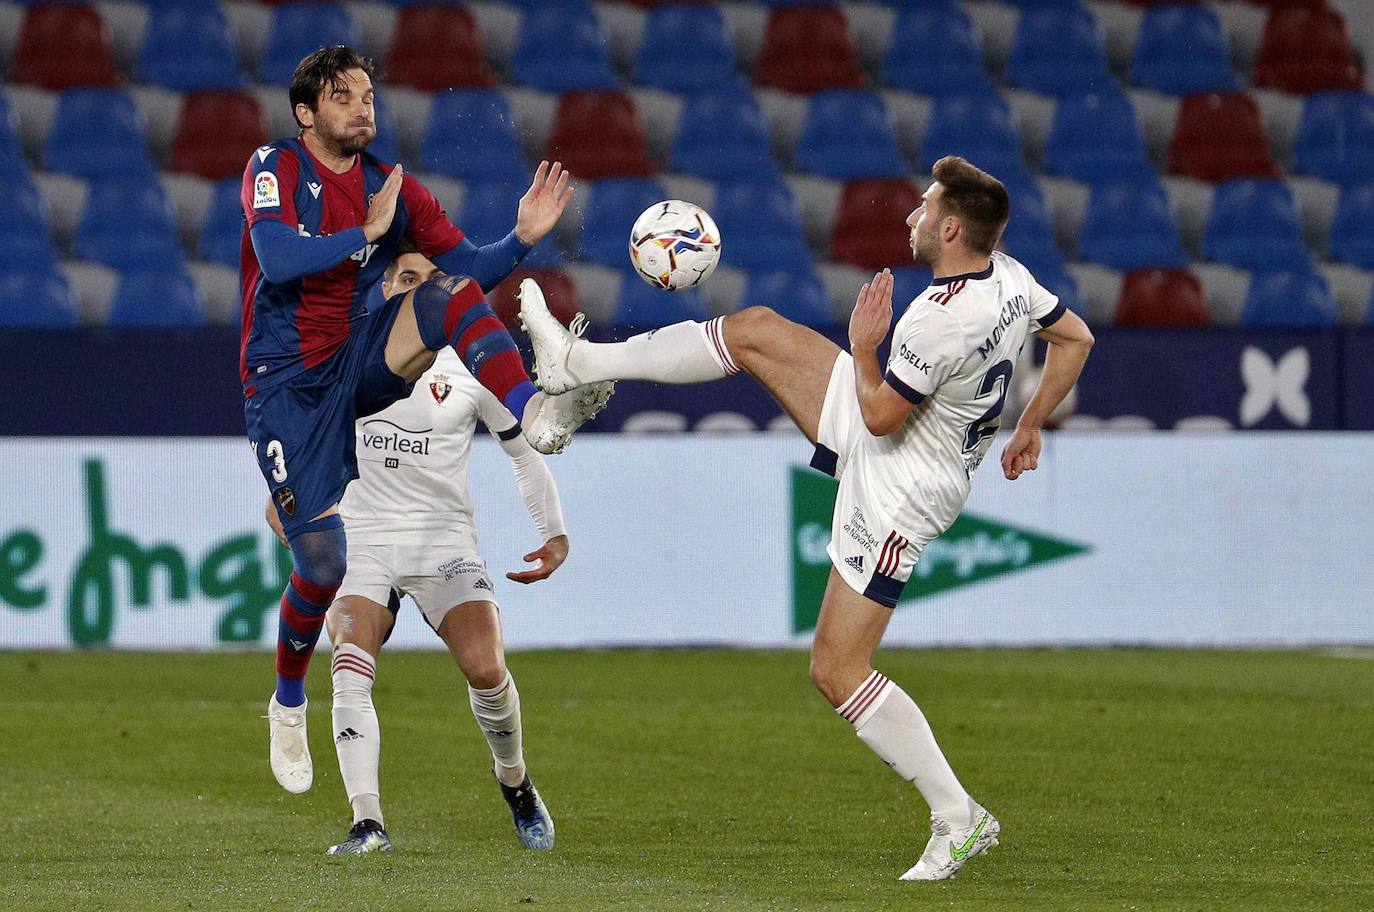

{"left": 258, "top": 4, "right": 360, "bottom": 86}
{"left": 44, "top": 88, "right": 153, "bottom": 180}
{"left": 613, "top": 277, "right": 710, "bottom": 328}
{"left": 460, "top": 182, "right": 563, "bottom": 267}
{"left": 137, "top": 1, "right": 243, "bottom": 90}
{"left": 744, "top": 270, "right": 833, "bottom": 327}
{"left": 669, "top": 92, "right": 778, "bottom": 181}
{"left": 1329, "top": 182, "right": 1374, "bottom": 269}
{"left": 634, "top": 6, "right": 742, "bottom": 94}
{"left": 883, "top": 6, "right": 990, "bottom": 96}
{"left": 200, "top": 177, "right": 243, "bottom": 269}
{"left": 891, "top": 266, "right": 934, "bottom": 313}
{"left": 1017, "top": 251, "right": 1084, "bottom": 318}
{"left": 1000, "top": 180, "right": 1059, "bottom": 267}
{"left": 1042, "top": 88, "right": 1153, "bottom": 182}
{"left": 75, "top": 179, "right": 184, "bottom": 270}
{"left": 1006, "top": 6, "right": 1111, "bottom": 95}
{"left": 1291, "top": 91, "right": 1374, "bottom": 183}
{"left": 1241, "top": 271, "right": 1338, "bottom": 327}
{"left": 109, "top": 269, "right": 207, "bottom": 327}
{"left": 0, "top": 270, "right": 78, "bottom": 328}
{"left": 1077, "top": 181, "right": 1187, "bottom": 270}
{"left": 509, "top": 5, "right": 617, "bottom": 92}
{"left": 577, "top": 178, "right": 669, "bottom": 269}
{"left": 920, "top": 91, "right": 1025, "bottom": 177}
{"left": 1129, "top": 5, "right": 1237, "bottom": 94}
{"left": 0, "top": 96, "right": 28, "bottom": 174}
{"left": 1203, "top": 179, "right": 1310, "bottom": 273}
{"left": 369, "top": 91, "right": 399, "bottom": 164}
{"left": 420, "top": 90, "right": 527, "bottom": 184}
{"left": 5, "top": 176, "right": 56, "bottom": 266}
{"left": 795, "top": 90, "right": 904, "bottom": 180}
{"left": 712, "top": 181, "right": 812, "bottom": 273}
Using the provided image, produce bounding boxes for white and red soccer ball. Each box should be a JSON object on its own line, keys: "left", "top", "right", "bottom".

{"left": 628, "top": 200, "right": 722, "bottom": 291}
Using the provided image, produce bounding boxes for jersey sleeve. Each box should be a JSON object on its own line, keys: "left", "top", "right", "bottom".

{"left": 401, "top": 173, "right": 466, "bottom": 259}
{"left": 884, "top": 304, "right": 964, "bottom": 404}
{"left": 241, "top": 145, "right": 298, "bottom": 228}
{"left": 476, "top": 384, "right": 522, "bottom": 440}
{"left": 1029, "top": 276, "right": 1067, "bottom": 331}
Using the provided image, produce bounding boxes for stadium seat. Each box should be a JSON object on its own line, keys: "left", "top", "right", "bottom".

{"left": 919, "top": 92, "right": 1025, "bottom": 177}
{"left": 744, "top": 270, "right": 834, "bottom": 327}
{"left": 169, "top": 92, "right": 267, "bottom": 181}
{"left": 829, "top": 179, "right": 922, "bottom": 271}
{"left": 755, "top": 5, "right": 867, "bottom": 94}
{"left": 44, "top": 88, "right": 152, "bottom": 180}
{"left": 614, "top": 276, "right": 710, "bottom": 328}
{"left": 258, "top": 4, "right": 360, "bottom": 86}
{"left": 1005, "top": 7, "right": 1111, "bottom": 95}
{"left": 668, "top": 93, "right": 778, "bottom": 181}
{"left": 200, "top": 177, "right": 245, "bottom": 269}
{"left": 1129, "top": 5, "right": 1238, "bottom": 95}
{"left": 509, "top": 5, "right": 618, "bottom": 92}
{"left": 74, "top": 180, "right": 184, "bottom": 271}
{"left": 11, "top": 3, "right": 122, "bottom": 90}
{"left": 1253, "top": 5, "right": 1362, "bottom": 95}
{"left": 890, "top": 266, "right": 935, "bottom": 311}
{"left": 4, "top": 176, "right": 55, "bottom": 267}
{"left": 0, "top": 271, "right": 79, "bottom": 328}
{"left": 419, "top": 91, "right": 527, "bottom": 184}
{"left": 1000, "top": 181, "right": 1059, "bottom": 267}
{"left": 1241, "top": 271, "right": 1339, "bottom": 327}
{"left": 368, "top": 92, "right": 400, "bottom": 165}
{"left": 1114, "top": 268, "right": 1209, "bottom": 326}
{"left": 712, "top": 181, "right": 812, "bottom": 273}
{"left": 634, "top": 6, "right": 742, "bottom": 93}
{"left": 490, "top": 267, "right": 581, "bottom": 328}
{"left": 459, "top": 182, "right": 563, "bottom": 268}
{"left": 883, "top": 6, "right": 988, "bottom": 96}
{"left": 577, "top": 178, "right": 669, "bottom": 269}
{"left": 0, "top": 96, "right": 25, "bottom": 175}
{"left": 1327, "top": 183, "right": 1374, "bottom": 269}
{"left": 1290, "top": 91, "right": 1374, "bottom": 183}
{"left": 1166, "top": 92, "right": 1280, "bottom": 182}
{"left": 1022, "top": 254, "right": 1083, "bottom": 318}
{"left": 545, "top": 91, "right": 655, "bottom": 181}
{"left": 1077, "top": 181, "right": 1188, "bottom": 270}
{"left": 136, "top": 2, "right": 243, "bottom": 91}
{"left": 1042, "top": 88, "right": 1153, "bottom": 182}
{"left": 1203, "top": 179, "right": 1310, "bottom": 272}
{"left": 385, "top": 6, "right": 495, "bottom": 91}
{"left": 795, "top": 91, "right": 904, "bottom": 181}
{"left": 108, "top": 270, "right": 206, "bottom": 328}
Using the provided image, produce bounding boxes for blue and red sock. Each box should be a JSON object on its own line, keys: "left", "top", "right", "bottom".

{"left": 274, "top": 514, "right": 346, "bottom": 707}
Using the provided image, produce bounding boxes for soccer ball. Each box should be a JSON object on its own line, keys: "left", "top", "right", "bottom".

{"left": 628, "top": 200, "right": 722, "bottom": 291}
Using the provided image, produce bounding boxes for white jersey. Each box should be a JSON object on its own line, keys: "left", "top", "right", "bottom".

{"left": 340, "top": 348, "right": 519, "bottom": 545}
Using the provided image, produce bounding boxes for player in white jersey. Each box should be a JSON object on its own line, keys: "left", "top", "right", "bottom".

{"left": 517, "top": 156, "right": 1095, "bottom": 881}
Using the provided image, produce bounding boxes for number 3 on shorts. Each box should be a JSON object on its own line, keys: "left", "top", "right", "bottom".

{"left": 265, "top": 439, "right": 288, "bottom": 482}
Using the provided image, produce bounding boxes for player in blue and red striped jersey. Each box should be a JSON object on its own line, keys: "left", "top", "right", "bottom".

{"left": 242, "top": 47, "right": 611, "bottom": 795}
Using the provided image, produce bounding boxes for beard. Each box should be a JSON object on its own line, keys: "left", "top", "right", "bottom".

{"left": 910, "top": 230, "right": 938, "bottom": 266}
{"left": 317, "top": 118, "right": 375, "bottom": 156}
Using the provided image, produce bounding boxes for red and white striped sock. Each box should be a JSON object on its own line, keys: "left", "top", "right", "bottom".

{"left": 838, "top": 670, "right": 973, "bottom": 824}
{"left": 565, "top": 319, "right": 738, "bottom": 384}
{"left": 331, "top": 644, "right": 382, "bottom": 826}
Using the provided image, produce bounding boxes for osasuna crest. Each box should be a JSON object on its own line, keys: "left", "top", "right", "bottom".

{"left": 429, "top": 374, "right": 452, "bottom": 404}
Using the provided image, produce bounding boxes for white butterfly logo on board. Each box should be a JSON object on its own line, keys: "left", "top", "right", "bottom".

{"left": 1240, "top": 346, "right": 1310, "bottom": 427}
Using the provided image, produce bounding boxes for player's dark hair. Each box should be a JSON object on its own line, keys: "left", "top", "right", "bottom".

{"left": 289, "top": 46, "right": 375, "bottom": 130}
{"left": 384, "top": 240, "right": 422, "bottom": 280}
{"left": 930, "top": 156, "right": 1010, "bottom": 256}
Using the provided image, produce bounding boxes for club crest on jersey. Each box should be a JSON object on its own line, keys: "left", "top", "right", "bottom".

{"left": 253, "top": 172, "right": 280, "bottom": 209}
{"left": 275, "top": 486, "right": 296, "bottom": 517}
{"left": 429, "top": 374, "right": 452, "bottom": 404}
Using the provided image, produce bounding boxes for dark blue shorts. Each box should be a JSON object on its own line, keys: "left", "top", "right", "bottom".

{"left": 245, "top": 294, "right": 414, "bottom": 536}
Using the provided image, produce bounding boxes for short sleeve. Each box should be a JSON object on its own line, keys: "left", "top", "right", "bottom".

{"left": 476, "top": 384, "right": 521, "bottom": 440}
{"left": 884, "top": 304, "right": 964, "bottom": 404}
{"left": 401, "top": 173, "right": 466, "bottom": 259}
{"left": 241, "top": 145, "right": 298, "bottom": 228}
{"left": 1029, "top": 276, "right": 1066, "bottom": 331}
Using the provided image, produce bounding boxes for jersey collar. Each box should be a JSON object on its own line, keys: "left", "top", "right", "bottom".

{"left": 930, "top": 262, "right": 994, "bottom": 285}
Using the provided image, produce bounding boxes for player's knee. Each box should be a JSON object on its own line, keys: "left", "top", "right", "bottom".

{"left": 410, "top": 275, "right": 478, "bottom": 351}
{"left": 464, "top": 655, "right": 507, "bottom": 691}
{"left": 808, "top": 652, "right": 847, "bottom": 706}
{"left": 724, "top": 306, "right": 781, "bottom": 354}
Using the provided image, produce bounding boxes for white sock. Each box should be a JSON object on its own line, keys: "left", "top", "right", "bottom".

{"left": 839, "top": 670, "right": 973, "bottom": 824}
{"left": 331, "top": 644, "right": 383, "bottom": 826}
{"left": 469, "top": 672, "right": 526, "bottom": 787}
{"left": 567, "top": 318, "right": 740, "bottom": 384}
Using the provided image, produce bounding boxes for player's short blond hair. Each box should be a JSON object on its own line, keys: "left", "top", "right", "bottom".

{"left": 930, "top": 156, "right": 1011, "bottom": 257}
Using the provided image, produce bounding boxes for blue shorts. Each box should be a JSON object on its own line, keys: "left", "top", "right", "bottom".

{"left": 245, "top": 294, "right": 414, "bottom": 537}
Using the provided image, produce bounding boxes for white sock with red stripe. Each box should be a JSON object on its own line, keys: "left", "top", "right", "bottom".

{"left": 469, "top": 672, "right": 526, "bottom": 787}
{"left": 566, "top": 319, "right": 739, "bottom": 384}
{"left": 331, "top": 643, "right": 383, "bottom": 826}
{"left": 837, "top": 670, "right": 973, "bottom": 824}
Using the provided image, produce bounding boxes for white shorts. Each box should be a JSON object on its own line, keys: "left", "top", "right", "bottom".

{"left": 811, "top": 353, "right": 938, "bottom": 608}
{"left": 337, "top": 541, "right": 499, "bottom": 631}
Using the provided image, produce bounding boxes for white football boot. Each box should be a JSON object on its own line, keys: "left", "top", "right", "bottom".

{"left": 520, "top": 381, "right": 615, "bottom": 455}
{"left": 899, "top": 802, "right": 999, "bottom": 882}
{"left": 266, "top": 693, "right": 313, "bottom": 794}
{"left": 517, "top": 277, "right": 583, "bottom": 395}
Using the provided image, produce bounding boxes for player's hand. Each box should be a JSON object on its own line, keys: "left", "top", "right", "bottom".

{"left": 363, "top": 163, "right": 404, "bottom": 242}
{"left": 1000, "top": 426, "right": 1041, "bottom": 481}
{"left": 506, "top": 534, "right": 569, "bottom": 584}
{"left": 265, "top": 498, "right": 288, "bottom": 548}
{"left": 849, "top": 269, "right": 894, "bottom": 352}
{"left": 514, "top": 161, "right": 573, "bottom": 246}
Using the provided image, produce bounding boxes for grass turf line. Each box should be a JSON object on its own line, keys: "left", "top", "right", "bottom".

{"left": 2, "top": 650, "right": 1371, "bottom": 912}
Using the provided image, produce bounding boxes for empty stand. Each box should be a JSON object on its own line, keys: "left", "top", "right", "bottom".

{"left": 75, "top": 180, "right": 183, "bottom": 270}
{"left": 919, "top": 91, "right": 1026, "bottom": 177}
{"left": 743, "top": 270, "right": 833, "bottom": 327}
{"left": 1005, "top": 7, "right": 1111, "bottom": 95}
{"left": 795, "top": 91, "right": 903, "bottom": 180}
{"left": 0, "top": 270, "right": 79, "bottom": 328}
{"left": 1114, "top": 268, "right": 1209, "bottom": 326}
{"left": 44, "top": 88, "right": 151, "bottom": 180}
{"left": 7, "top": 175, "right": 56, "bottom": 266}
{"left": 137, "top": 2, "right": 243, "bottom": 91}
{"left": 11, "top": 3, "right": 122, "bottom": 91}
{"left": 634, "top": 5, "right": 742, "bottom": 94}
{"left": 669, "top": 92, "right": 778, "bottom": 181}
{"left": 1129, "top": 5, "right": 1237, "bottom": 95}
{"left": 545, "top": 91, "right": 655, "bottom": 181}
{"left": 258, "top": 4, "right": 360, "bottom": 87}
{"left": 108, "top": 269, "right": 206, "bottom": 327}
{"left": 509, "top": 5, "right": 618, "bottom": 92}
{"left": 460, "top": 181, "right": 563, "bottom": 268}
{"left": 1042, "top": 88, "right": 1153, "bottom": 182}
{"left": 828, "top": 178, "right": 921, "bottom": 272}
{"left": 712, "top": 180, "right": 813, "bottom": 273}
{"left": 1291, "top": 90, "right": 1374, "bottom": 183}
{"left": 1203, "top": 179, "right": 1310, "bottom": 272}
{"left": 1000, "top": 182, "right": 1060, "bottom": 267}
{"left": 199, "top": 178, "right": 244, "bottom": 270}
{"left": 419, "top": 90, "right": 527, "bottom": 184}
{"left": 1328, "top": 183, "right": 1374, "bottom": 269}
{"left": 883, "top": 6, "right": 988, "bottom": 96}
{"left": 1253, "top": 5, "right": 1362, "bottom": 95}
{"left": 1167, "top": 92, "right": 1280, "bottom": 182}
{"left": 386, "top": 6, "right": 495, "bottom": 92}
{"left": 169, "top": 91, "right": 267, "bottom": 181}
{"left": 1077, "top": 180, "right": 1187, "bottom": 270}
{"left": 755, "top": 6, "right": 867, "bottom": 94}
{"left": 1241, "top": 271, "right": 1339, "bottom": 327}
{"left": 614, "top": 276, "right": 710, "bottom": 327}
{"left": 577, "top": 178, "right": 670, "bottom": 269}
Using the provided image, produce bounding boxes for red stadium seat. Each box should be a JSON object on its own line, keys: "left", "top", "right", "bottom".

{"left": 1114, "top": 269, "right": 1210, "bottom": 326}
{"left": 490, "top": 268, "right": 580, "bottom": 328}
{"left": 11, "top": 4, "right": 122, "bottom": 90}
{"left": 385, "top": 6, "right": 495, "bottom": 91}
{"left": 1166, "top": 92, "right": 1280, "bottom": 182}
{"left": 756, "top": 6, "right": 867, "bottom": 94}
{"left": 1253, "top": 6, "right": 1363, "bottom": 94}
{"left": 169, "top": 91, "right": 268, "bottom": 180}
{"left": 828, "top": 179, "right": 922, "bottom": 271}
{"left": 545, "top": 91, "right": 655, "bottom": 180}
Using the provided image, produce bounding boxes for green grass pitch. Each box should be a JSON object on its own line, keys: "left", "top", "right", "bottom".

{"left": 3, "top": 649, "right": 1371, "bottom": 911}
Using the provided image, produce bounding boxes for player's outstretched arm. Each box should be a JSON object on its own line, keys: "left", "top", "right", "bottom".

{"left": 1001, "top": 309, "right": 1094, "bottom": 481}
{"left": 481, "top": 391, "right": 570, "bottom": 584}
{"left": 849, "top": 270, "right": 914, "bottom": 436}
{"left": 515, "top": 161, "right": 574, "bottom": 246}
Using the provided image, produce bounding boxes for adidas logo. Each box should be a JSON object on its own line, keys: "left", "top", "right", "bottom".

{"left": 845, "top": 555, "right": 864, "bottom": 572}
{"left": 474, "top": 578, "right": 493, "bottom": 592}
{"left": 336, "top": 727, "right": 363, "bottom": 743}
{"left": 484, "top": 729, "right": 514, "bottom": 738}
